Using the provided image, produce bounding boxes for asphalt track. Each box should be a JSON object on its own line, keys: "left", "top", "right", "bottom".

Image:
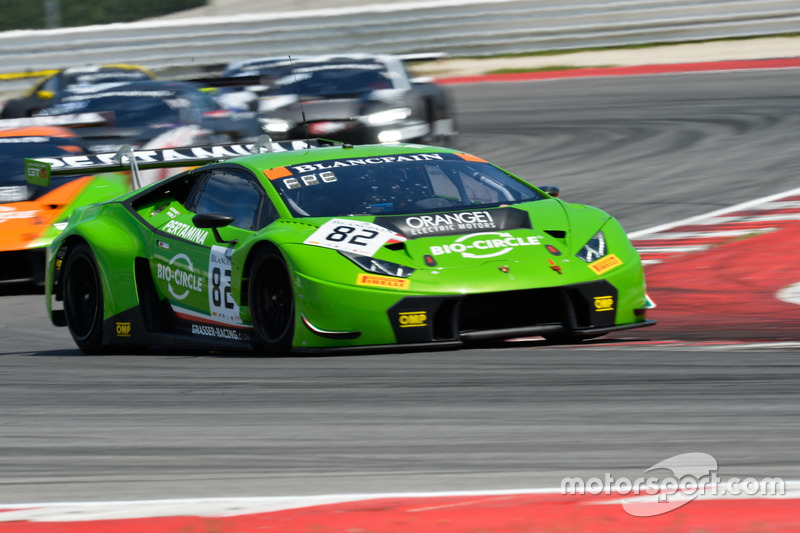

{"left": 2, "top": 65, "right": 800, "bottom": 528}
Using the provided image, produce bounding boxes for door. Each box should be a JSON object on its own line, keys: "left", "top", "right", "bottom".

{"left": 148, "top": 167, "right": 270, "bottom": 338}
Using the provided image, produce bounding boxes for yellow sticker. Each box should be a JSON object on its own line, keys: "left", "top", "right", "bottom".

{"left": 398, "top": 311, "right": 427, "bottom": 328}
{"left": 588, "top": 254, "right": 623, "bottom": 275}
{"left": 594, "top": 296, "right": 614, "bottom": 311}
{"left": 356, "top": 273, "right": 410, "bottom": 290}
{"left": 115, "top": 322, "right": 131, "bottom": 337}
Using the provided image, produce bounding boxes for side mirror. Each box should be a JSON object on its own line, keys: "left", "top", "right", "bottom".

{"left": 36, "top": 90, "right": 55, "bottom": 101}
{"left": 192, "top": 213, "right": 237, "bottom": 244}
{"left": 539, "top": 185, "right": 560, "bottom": 198}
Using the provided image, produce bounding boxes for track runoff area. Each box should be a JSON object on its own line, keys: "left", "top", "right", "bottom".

{"left": 4, "top": 58, "right": 800, "bottom": 532}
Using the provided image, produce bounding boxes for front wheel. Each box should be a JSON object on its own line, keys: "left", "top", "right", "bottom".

{"left": 62, "top": 242, "right": 105, "bottom": 354}
{"left": 248, "top": 246, "right": 294, "bottom": 354}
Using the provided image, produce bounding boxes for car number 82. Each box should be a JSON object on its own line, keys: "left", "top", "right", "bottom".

{"left": 304, "top": 218, "right": 397, "bottom": 256}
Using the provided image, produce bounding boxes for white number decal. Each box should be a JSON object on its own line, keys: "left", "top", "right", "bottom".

{"left": 304, "top": 219, "right": 396, "bottom": 256}
{"left": 208, "top": 245, "right": 242, "bottom": 325}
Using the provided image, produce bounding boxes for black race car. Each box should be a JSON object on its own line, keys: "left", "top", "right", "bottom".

{"left": 219, "top": 54, "right": 457, "bottom": 146}
{"left": 0, "top": 64, "right": 154, "bottom": 119}
{"left": 33, "top": 80, "right": 264, "bottom": 153}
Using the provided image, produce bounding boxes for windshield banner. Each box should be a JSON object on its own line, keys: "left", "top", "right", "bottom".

{"left": 376, "top": 207, "right": 531, "bottom": 238}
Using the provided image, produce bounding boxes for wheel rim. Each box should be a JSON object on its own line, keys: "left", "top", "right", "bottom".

{"left": 254, "top": 258, "right": 292, "bottom": 342}
{"left": 65, "top": 255, "right": 100, "bottom": 340}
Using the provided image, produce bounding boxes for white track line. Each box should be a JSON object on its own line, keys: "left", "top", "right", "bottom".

{"left": 0, "top": 488, "right": 561, "bottom": 522}
{"left": 628, "top": 185, "right": 800, "bottom": 239}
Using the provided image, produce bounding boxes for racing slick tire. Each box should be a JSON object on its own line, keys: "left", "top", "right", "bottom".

{"left": 248, "top": 246, "right": 294, "bottom": 355}
{"left": 0, "top": 98, "right": 31, "bottom": 118}
{"left": 62, "top": 241, "right": 105, "bottom": 354}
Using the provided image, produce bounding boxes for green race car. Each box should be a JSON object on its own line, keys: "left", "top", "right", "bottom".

{"left": 32, "top": 138, "right": 654, "bottom": 354}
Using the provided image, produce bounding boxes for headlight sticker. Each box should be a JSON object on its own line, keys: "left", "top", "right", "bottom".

{"left": 576, "top": 230, "right": 606, "bottom": 263}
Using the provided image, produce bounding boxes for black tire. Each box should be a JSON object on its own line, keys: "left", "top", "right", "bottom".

{"left": 62, "top": 242, "right": 105, "bottom": 354}
{"left": 248, "top": 246, "right": 294, "bottom": 354}
{"left": 0, "top": 98, "right": 32, "bottom": 119}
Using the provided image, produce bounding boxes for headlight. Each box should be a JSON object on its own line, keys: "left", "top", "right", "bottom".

{"left": 341, "top": 251, "right": 415, "bottom": 278}
{"left": 576, "top": 230, "right": 607, "bottom": 263}
{"left": 365, "top": 107, "right": 411, "bottom": 126}
{"left": 377, "top": 130, "right": 403, "bottom": 143}
{"left": 259, "top": 118, "right": 292, "bottom": 133}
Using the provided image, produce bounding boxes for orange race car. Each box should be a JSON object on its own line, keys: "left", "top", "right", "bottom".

{"left": 0, "top": 125, "right": 131, "bottom": 285}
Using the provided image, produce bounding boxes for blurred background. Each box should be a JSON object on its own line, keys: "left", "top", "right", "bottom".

{"left": 2, "top": 2, "right": 800, "bottom": 529}
{"left": 2, "top": 0, "right": 205, "bottom": 29}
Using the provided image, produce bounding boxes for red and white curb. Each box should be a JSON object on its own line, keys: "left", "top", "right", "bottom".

{"left": 624, "top": 184, "right": 800, "bottom": 340}
{"left": 437, "top": 57, "right": 800, "bottom": 85}
{"left": 631, "top": 185, "right": 800, "bottom": 266}
{"left": 2, "top": 484, "right": 800, "bottom": 532}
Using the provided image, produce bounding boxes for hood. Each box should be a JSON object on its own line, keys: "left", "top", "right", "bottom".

{"left": 267, "top": 97, "right": 363, "bottom": 122}
{"left": 280, "top": 202, "right": 588, "bottom": 265}
{"left": 258, "top": 201, "right": 624, "bottom": 294}
{"left": 383, "top": 205, "right": 573, "bottom": 268}
{"left": 259, "top": 89, "right": 405, "bottom": 121}
{"left": 373, "top": 202, "right": 619, "bottom": 291}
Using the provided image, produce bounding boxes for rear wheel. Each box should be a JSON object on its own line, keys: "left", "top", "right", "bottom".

{"left": 62, "top": 242, "right": 105, "bottom": 354}
{"left": 0, "top": 98, "right": 31, "bottom": 118}
{"left": 248, "top": 247, "right": 294, "bottom": 354}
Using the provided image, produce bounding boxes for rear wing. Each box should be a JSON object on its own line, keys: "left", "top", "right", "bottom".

{"left": 25, "top": 135, "right": 332, "bottom": 189}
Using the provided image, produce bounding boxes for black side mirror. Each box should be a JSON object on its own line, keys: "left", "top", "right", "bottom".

{"left": 192, "top": 213, "right": 237, "bottom": 244}
{"left": 539, "top": 185, "right": 560, "bottom": 198}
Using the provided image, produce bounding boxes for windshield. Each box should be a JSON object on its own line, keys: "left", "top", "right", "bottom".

{"left": 62, "top": 69, "right": 151, "bottom": 88}
{"left": 41, "top": 91, "right": 189, "bottom": 129}
{"left": 0, "top": 137, "right": 85, "bottom": 186}
{"left": 272, "top": 153, "right": 545, "bottom": 218}
{"left": 266, "top": 61, "right": 394, "bottom": 97}
{"left": 225, "top": 59, "right": 292, "bottom": 80}
{"left": 0, "top": 136, "right": 86, "bottom": 203}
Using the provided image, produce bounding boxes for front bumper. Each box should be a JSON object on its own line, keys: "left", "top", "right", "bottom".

{"left": 293, "top": 275, "right": 653, "bottom": 349}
